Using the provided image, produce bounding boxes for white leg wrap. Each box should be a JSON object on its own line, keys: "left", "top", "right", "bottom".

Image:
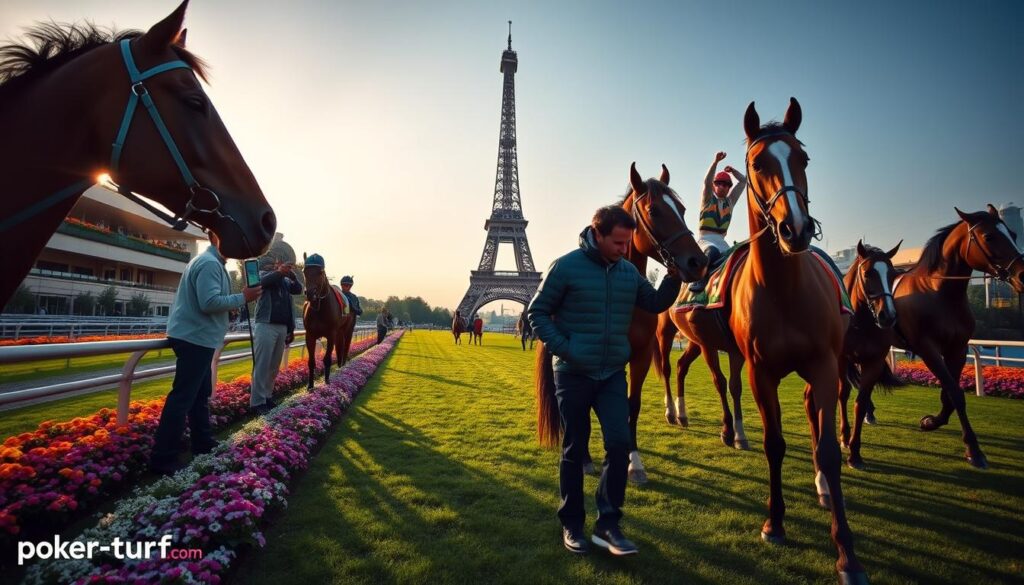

{"left": 629, "top": 450, "right": 644, "bottom": 470}
{"left": 815, "top": 470, "right": 830, "bottom": 496}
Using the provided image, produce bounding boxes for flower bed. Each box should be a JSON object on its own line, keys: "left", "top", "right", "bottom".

{"left": 0, "top": 335, "right": 378, "bottom": 547}
{"left": 0, "top": 334, "right": 166, "bottom": 347}
{"left": 894, "top": 361, "right": 1024, "bottom": 399}
{"left": 22, "top": 331, "right": 402, "bottom": 585}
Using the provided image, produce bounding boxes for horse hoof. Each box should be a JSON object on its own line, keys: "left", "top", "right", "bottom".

{"left": 665, "top": 412, "right": 677, "bottom": 425}
{"left": 760, "top": 530, "right": 785, "bottom": 545}
{"left": 582, "top": 462, "right": 597, "bottom": 476}
{"left": 628, "top": 467, "right": 648, "bottom": 485}
{"left": 847, "top": 458, "right": 865, "bottom": 470}
{"left": 841, "top": 439, "right": 850, "bottom": 450}
{"left": 838, "top": 570, "right": 870, "bottom": 585}
{"left": 919, "top": 415, "right": 947, "bottom": 432}
{"left": 966, "top": 452, "right": 989, "bottom": 470}
{"left": 721, "top": 432, "right": 735, "bottom": 448}
{"left": 735, "top": 439, "right": 750, "bottom": 451}
{"left": 818, "top": 494, "right": 832, "bottom": 510}
{"left": 678, "top": 417, "right": 689, "bottom": 428}
{"left": 864, "top": 412, "right": 877, "bottom": 425}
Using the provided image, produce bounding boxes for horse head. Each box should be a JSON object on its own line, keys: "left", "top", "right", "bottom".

{"left": 956, "top": 205, "right": 1024, "bottom": 294}
{"left": 853, "top": 239, "right": 902, "bottom": 329}
{"left": 627, "top": 163, "right": 708, "bottom": 282}
{"left": 91, "top": 1, "right": 275, "bottom": 258}
{"left": 744, "top": 98, "right": 816, "bottom": 255}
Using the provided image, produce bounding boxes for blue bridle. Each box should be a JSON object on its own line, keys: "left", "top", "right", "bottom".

{"left": 1, "top": 39, "right": 232, "bottom": 234}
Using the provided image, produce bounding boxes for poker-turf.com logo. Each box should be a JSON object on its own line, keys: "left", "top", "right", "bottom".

{"left": 18, "top": 535, "right": 202, "bottom": 565}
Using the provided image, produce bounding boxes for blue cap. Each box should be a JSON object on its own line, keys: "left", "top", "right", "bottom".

{"left": 304, "top": 253, "right": 325, "bottom": 268}
{"left": 340, "top": 275, "right": 354, "bottom": 285}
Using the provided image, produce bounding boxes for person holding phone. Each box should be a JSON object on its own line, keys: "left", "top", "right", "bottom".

{"left": 149, "top": 232, "right": 262, "bottom": 475}
{"left": 249, "top": 254, "right": 302, "bottom": 414}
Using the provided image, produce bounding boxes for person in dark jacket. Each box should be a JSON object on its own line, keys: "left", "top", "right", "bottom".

{"left": 527, "top": 205, "right": 682, "bottom": 557}
{"left": 250, "top": 256, "right": 302, "bottom": 414}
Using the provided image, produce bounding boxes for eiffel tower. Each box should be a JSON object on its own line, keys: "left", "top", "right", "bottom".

{"left": 456, "top": 23, "right": 542, "bottom": 320}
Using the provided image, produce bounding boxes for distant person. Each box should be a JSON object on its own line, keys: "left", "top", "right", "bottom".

{"left": 149, "top": 232, "right": 261, "bottom": 475}
{"left": 376, "top": 306, "right": 391, "bottom": 344}
{"left": 473, "top": 314, "right": 484, "bottom": 345}
{"left": 250, "top": 256, "right": 302, "bottom": 415}
{"left": 690, "top": 150, "right": 747, "bottom": 292}
{"left": 527, "top": 204, "right": 682, "bottom": 556}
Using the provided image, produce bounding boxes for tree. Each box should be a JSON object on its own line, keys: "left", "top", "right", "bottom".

{"left": 2, "top": 285, "right": 35, "bottom": 314}
{"left": 73, "top": 292, "right": 96, "bottom": 316}
{"left": 97, "top": 286, "right": 118, "bottom": 316}
{"left": 126, "top": 292, "right": 151, "bottom": 317}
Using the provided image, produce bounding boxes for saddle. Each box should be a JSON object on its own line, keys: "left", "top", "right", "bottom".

{"left": 673, "top": 243, "right": 853, "bottom": 315}
{"left": 330, "top": 285, "right": 351, "bottom": 316}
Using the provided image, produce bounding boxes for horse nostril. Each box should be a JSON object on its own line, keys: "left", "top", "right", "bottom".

{"left": 261, "top": 210, "right": 277, "bottom": 237}
{"left": 779, "top": 222, "right": 794, "bottom": 241}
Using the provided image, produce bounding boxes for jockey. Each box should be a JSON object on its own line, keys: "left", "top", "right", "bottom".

{"left": 690, "top": 151, "right": 747, "bottom": 292}
{"left": 339, "top": 275, "right": 363, "bottom": 317}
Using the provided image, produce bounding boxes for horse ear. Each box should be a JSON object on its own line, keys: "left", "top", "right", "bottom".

{"left": 139, "top": 0, "right": 189, "bottom": 55}
{"left": 629, "top": 162, "right": 646, "bottom": 195}
{"left": 175, "top": 28, "right": 188, "bottom": 49}
{"left": 659, "top": 164, "right": 670, "bottom": 185}
{"left": 886, "top": 239, "right": 903, "bottom": 259}
{"left": 955, "top": 207, "right": 972, "bottom": 222}
{"left": 856, "top": 239, "right": 868, "bottom": 259}
{"left": 783, "top": 97, "right": 802, "bottom": 135}
{"left": 987, "top": 203, "right": 1000, "bottom": 217}
{"left": 744, "top": 102, "right": 760, "bottom": 143}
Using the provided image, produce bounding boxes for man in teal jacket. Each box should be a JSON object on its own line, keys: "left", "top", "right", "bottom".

{"left": 527, "top": 205, "right": 682, "bottom": 556}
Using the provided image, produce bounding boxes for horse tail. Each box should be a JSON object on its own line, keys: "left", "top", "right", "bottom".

{"left": 652, "top": 337, "right": 664, "bottom": 382}
{"left": 535, "top": 341, "right": 561, "bottom": 448}
{"left": 877, "top": 360, "right": 906, "bottom": 392}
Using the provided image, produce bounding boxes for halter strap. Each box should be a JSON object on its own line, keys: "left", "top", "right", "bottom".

{"left": 965, "top": 220, "right": 1024, "bottom": 282}
{"left": 630, "top": 189, "right": 693, "bottom": 269}
{"left": 744, "top": 131, "right": 820, "bottom": 247}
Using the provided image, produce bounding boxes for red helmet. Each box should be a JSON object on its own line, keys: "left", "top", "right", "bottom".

{"left": 714, "top": 171, "right": 732, "bottom": 185}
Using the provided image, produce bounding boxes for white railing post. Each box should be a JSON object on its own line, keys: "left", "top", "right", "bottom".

{"left": 117, "top": 350, "right": 149, "bottom": 426}
{"left": 971, "top": 346, "right": 984, "bottom": 397}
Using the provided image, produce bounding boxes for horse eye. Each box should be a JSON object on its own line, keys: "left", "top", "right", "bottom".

{"left": 184, "top": 95, "right": 207, "bottom": 112}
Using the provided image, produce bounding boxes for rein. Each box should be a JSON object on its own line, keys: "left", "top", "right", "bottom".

{"left": 629, "top": 189, "right": 693, "bottom": 269}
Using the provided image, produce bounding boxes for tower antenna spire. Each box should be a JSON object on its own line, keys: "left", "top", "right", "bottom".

{"left": 507, "top": 20, "right": 512, "bottom": 49}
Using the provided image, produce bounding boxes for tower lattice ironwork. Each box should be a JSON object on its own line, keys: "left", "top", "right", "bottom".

{"left": 456, "top": 23, "right": 541, "bottom": 320}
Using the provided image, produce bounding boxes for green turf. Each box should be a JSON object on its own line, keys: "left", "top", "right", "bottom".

{"left": 232, "top": 330, "right": 1023, "bottom": 585}
{"left": 0, "top": 345, "right": 303, "bottom": 439}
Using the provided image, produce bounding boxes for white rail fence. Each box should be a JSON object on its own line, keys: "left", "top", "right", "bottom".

{"left": 888, "top": 339, "right": 1024, "bottom": 397}
{"left": 0, "top": 325, "right": 378, "bottom": 424}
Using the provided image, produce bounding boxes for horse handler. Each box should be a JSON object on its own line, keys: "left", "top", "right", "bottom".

{"left": 527, "top": 205, "right": 682, "bottom": 556}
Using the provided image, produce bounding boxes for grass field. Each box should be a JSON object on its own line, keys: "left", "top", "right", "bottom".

{"left": 227, "top": 330, "right": 1024, "bottom": 585}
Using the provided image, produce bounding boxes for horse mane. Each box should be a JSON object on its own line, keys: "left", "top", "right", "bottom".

{"left": 0, "top": 21, "right": 208, "bottom": 104}
{"left": 917, "top": 221, "right": 961, "bottom": 273}
{"left": 747, "top": 122, "right": 806, "bottom": 147}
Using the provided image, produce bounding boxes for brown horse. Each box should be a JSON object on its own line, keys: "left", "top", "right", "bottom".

{"left": 728, "top": 99, "right": 864, "bottom": 583}
{"left": 0, "top": 1, "right": 275, "bottom": 306}
{"left": 451, "top": 312, "right": 466, "bottom": 344}
{"left": 535, "top": 162, "right": 709, "bottom": 483}
{"left": 838, "top": 240, "right": 903, "bottom": 469}
{"left": 890, "top": 205, "right": 1024, "bottom": 468}
{"left": 302, "top": 258, "right": 355, "bottom": 389}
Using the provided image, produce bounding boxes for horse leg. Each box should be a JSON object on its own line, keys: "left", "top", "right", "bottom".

{"left": 655, "top": 325, "right": 679, "bottom": 424}
{"left": 728, "top": 351, "right": 749, "bottom": 450}
{"left": 801, "top": 359, "right": 866, "bottom": 582}
{"left": 673, "top": 341, "right": 702, "bottom": 428}
{"left": 848, "top": 359, "right": 882, "bottom": 470}
{"left": 626, "top": 343, "right": 654, "bottom": 484}
{"left": 839, "top": 356, "right": 853, "bottom": 450}
{"left": 323, "top": 339, "right": 334, "bottom": 385}
{"left": 942, "top": 347, "right": 987, "bottom": 468}
{"left": 749, "top": 366, "right": 786, "bottom": 544}
{"left": 802, "top": 383, "right": 830, "bottom": 509}
{"left": 702, "top": 349, "right": 734, "bottom": 447}
{"left": 305, "top": 337, "right": 317, "bottom": 390}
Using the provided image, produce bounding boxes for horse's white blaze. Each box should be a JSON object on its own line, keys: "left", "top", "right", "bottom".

{"left": 815, "top": 470, "right": 830, "bottom": 496}
{"left": 767, "top": 140, "right": 805, "bottom": 235}
{"left": 873, "top": 261, "right": 896, "bottom": 317}
{"left": 997, "top": 223, "right": 1023, "bottom": 253}
{"left": 662, "top": 193, "right": 685, "bottom": 224}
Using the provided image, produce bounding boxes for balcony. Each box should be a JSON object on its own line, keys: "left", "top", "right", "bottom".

{"left": 57, "top": 219, "right": 191, "bottom": 262}
{"left": 28, "top": 268, "right": 178, "bottom": 293}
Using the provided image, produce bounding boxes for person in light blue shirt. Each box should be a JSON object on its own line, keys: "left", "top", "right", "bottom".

{"left": 149, "top": 232, "right": 262, "bottom": 475}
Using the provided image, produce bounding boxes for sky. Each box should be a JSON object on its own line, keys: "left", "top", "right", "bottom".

{"left": 2, "top": 0, "right": 1021, "bottom": 312}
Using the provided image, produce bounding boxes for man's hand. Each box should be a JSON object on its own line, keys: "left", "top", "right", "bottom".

{"left": 723, "top": 165, "right": 735, "bottom": 174}
{"left": 242, "top": 285, "right": 262, "bottom": 303}
{"left": 715, "top": 151, "right": 727, "bottom": 162}
{"left": 278, "top": 262, "right": 293, "bottom": 274}
{"left": 285, "top": 332, "right": 294, "bottom": 344}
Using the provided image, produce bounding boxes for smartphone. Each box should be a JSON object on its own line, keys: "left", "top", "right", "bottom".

{"left": 243, "top": 258, "right": 260, "bottom": 288}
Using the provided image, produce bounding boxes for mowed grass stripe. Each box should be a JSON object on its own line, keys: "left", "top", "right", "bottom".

{"left": 232, "top": 330, "right": 1024, "bottom": 585}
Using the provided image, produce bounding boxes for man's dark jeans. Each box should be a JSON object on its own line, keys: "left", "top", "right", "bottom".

{"left": 554, "top": 370, "right": 630, "bottom": 531}
{"left": 150, "top": 338, "right": 216, "bottom": 468}
{"left": 377, "top": 325, "right": 387, "bottom": 345}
